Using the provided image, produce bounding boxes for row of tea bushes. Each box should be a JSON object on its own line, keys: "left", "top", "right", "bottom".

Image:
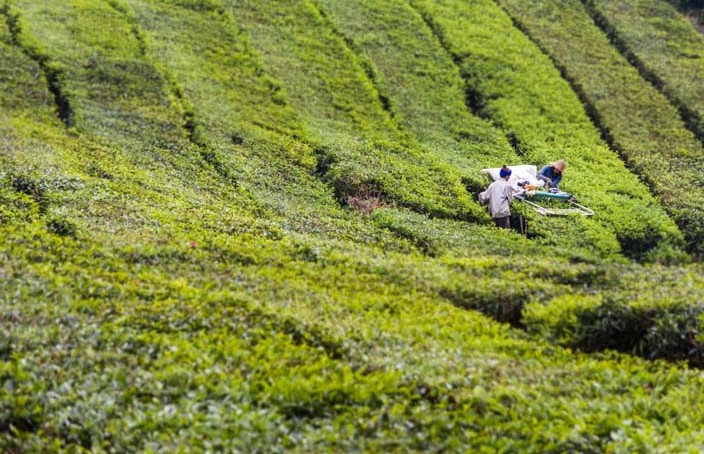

{"left": 118, "top": 0, "right": 419, "bottom": 247}
{"left": 409, "top": 0, "right": 686, "bottom": 262}
{"left": 5, "top": 0, "right": 238, "bottom": 228}
{"left": 312, "top": 0, "right": 625, "bottom": 258}
{"left": 586, "top": 0, "right": 704, "bottom": 142}
{"left": 313, "top": 0, "right": 518, "bottom": 181}
{"left": 524, "top": 264, "right": 704, "bottom": 366}
{"left": 371, "top": 207, "right": 610, "bottom": 263}
{"left": 224, "top": 0, "right": 486, "bottom": 222}
{"left": 496, "top": 0, "right": 704, "bottom": 256}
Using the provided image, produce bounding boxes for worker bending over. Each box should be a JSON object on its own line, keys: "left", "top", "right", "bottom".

{"left": 479, "top": 165, "right": 513, "bottom": 229}
{"left": 538, "top": 159, "right": 566, "bottom": 189}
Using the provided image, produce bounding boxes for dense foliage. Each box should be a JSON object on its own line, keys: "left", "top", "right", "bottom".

{"left": 2, "top": 0, "right": 704, "bottom": 451}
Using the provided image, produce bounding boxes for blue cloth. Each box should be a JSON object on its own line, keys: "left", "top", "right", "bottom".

{"left": 538, "top": 165, "right": 562, "bottom": 189}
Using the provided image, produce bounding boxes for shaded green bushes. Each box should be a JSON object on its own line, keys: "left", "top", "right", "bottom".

{"left": 496, "top": 0, "right": 704, "bottom": 256}
{"left": 409, "top": 0, "right": 685, "bottom": 261}
{"left": 525, "top": 295, "right": 704, "bottom": 367}
{"left": 524, "top": 264, "right": 704, "bottom": 366}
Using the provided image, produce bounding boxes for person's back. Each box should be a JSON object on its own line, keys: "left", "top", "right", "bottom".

{"left": 479, "top": 166, "right": 513, "bottom": 228}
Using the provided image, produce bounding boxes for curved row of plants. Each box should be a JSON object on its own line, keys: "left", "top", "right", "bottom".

{"left": 313, "top": 0, "right": 620, "bottom": 260}
{"left": 313, "top": 0, "right": 516, "bottom": 177}
{"left": 585, "top": 0, "right": 704, "bottom": 143}
{"left": 524, "top": 264, "right": 704, "bottom": 367}
{"left": 409, "top": 0, "right": 685, "bottom": 262}
{"left": 495, "top": 0, "right": 704, "bottom": 257}
{"left": 116, "top": 0, "right": 397, "bottom": 247}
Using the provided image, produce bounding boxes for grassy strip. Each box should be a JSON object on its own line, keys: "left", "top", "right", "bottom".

{"left": 495, "top": 0, "right": 704, "bottom": 256}
{"left": 313, "top": 0, "right": 516, "bottom": 177}
{"left": 0, "top": 2, "right": 73, "bottom": 127}
{"left": 409, "top": 0, "right": 685, "bottom": 262}
{"left": 226, "top": 0, "right": 396, "bottom": 143}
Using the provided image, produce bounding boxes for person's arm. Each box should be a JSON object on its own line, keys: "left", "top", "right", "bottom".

{"left": 553, "top": 173, "right": 562, "bottom": 189}
{"left": 478, "top": 189, "right": 489, "bottom": 204}
{"left": 538, "top": 166, "right": 556, "bottom": 188}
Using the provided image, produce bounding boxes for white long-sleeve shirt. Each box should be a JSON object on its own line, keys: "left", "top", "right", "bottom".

{"left": 479, "top": 179, "right": 513, "bottom": 218}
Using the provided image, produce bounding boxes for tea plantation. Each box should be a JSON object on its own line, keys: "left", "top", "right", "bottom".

{"left": 2, "top": 0, "right": 704, "bottom": 451}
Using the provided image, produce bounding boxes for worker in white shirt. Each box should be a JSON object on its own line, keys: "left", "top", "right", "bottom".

{"left": 479, "top": 165, "right": 513, "bottom": 229}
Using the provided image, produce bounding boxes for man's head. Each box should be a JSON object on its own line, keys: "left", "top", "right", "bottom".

{"left": 553, "top": 159, "right": 566, "bottom": 173}
{"left": 499, "top": 165, "right": 512, "bottom": 180}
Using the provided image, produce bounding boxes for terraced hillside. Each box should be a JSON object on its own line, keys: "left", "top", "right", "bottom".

{"left": 496, "top": 0, "right": 704, "bottom": 256}
{"left": 2, "top": 0, "right": 704, "bottom": 451}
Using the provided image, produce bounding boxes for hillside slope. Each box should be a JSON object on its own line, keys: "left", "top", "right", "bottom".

{"left": 2, "top": 0, "right": 704, "bottom": 451}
